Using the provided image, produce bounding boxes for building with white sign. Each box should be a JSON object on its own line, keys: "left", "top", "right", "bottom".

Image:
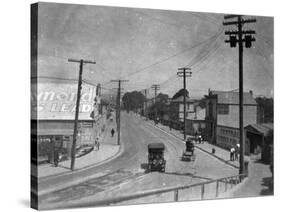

{"left": 31, "top": 78, "right": 103, "bottom": 164}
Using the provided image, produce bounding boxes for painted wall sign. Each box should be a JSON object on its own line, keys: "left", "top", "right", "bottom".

{"left": 31, "top": 82, "right": 98, "bottom": 120}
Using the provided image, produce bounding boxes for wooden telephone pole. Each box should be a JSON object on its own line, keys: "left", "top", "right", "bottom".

{"left": 223, "top": 15, "right": 256, "bottom": 175}
{"left": 111, "top": 79, "right": 128, "bottom": 145}
{"left": 177, "top": 67, "right": 192, "bottom": 141}
{"left": 151, "top": 84, "right": 160, "bottom": 121}
{"left": 144, "top": 89, "right": 148, "bottom": 119}
{"left": 68, "top": 59, "right": 96, "bottom": 171}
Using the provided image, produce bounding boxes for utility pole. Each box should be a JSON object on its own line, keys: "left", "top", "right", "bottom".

{"left": 151, "top": 84, "right": 160, "bottom": 121}
{"left": 142, "top": 89, "right": 148, "bottom": 119}
{"left": 177, "top": 67, "right": 192, "bottom": 141}
{"left": 111, "top": 79, "right": 128, "bottom": 145}
{"left": 68, "top": 58, "right": 96, "bottom": 171}
{"left": 223, "top": 15, "right": 256, "bottom": 175}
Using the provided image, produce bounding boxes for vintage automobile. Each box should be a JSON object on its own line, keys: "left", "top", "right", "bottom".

{"left": 147, "top": 143, "right": 166, "bottom": 172}
{"left": 182, "top": 138, "right": 196, "bottom": 161}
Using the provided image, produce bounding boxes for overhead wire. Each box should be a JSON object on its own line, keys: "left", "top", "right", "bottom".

{"left": 120, "top": 26, "right": 224, "bottom": 81}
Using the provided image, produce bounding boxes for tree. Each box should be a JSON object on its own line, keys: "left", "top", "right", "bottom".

{"left": 122, "top": 91, "right": 146, "bottom": 112}
{"left": 197, "top": 97, "right": 207, "bottom": 109}
{"left": 147, "top": 93, "right": 170, "bottom": 120}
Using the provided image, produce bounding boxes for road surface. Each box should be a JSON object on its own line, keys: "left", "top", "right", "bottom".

{"left": 39, "top": 112, "right": 237, "bottom": 209}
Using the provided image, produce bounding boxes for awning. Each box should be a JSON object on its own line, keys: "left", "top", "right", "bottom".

{"left": 32, "top": 128, "right": 74, "bottom": 136}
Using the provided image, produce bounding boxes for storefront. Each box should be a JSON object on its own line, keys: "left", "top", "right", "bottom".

{"left": 31, "top": 79, "right": 102, "bottom": 164}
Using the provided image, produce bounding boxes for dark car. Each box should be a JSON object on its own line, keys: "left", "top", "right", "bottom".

{"left": 182, "top": 139, "right": 195, "bottom": 161}
{"left": 147, "top": 143, "right": 166, "bottom": 172}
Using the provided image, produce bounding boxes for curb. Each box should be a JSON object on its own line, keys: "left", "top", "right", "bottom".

{"left": 38, "top": 120, "right": 121, "bottom": 182}
{"left": 37, "top": 124, "right": 124, "bottom": 196}
{"left": 38, "top": 145, "right": 123, "bottom": 196}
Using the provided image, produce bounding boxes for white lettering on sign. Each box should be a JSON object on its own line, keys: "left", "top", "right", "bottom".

{"left": 31, "top": 82, "right": 98, "bottom": 120}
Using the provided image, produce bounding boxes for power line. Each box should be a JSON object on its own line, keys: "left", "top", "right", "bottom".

{"left": 119, "top": 27, "right": 223, "bottom": 81}
{"left": 250, "top": 46, "right": 273, "bottom": 79}
{"left": 189, "top": 12, "right": 222, "bottom": 25}
{"left": 184, "top": 29, "right": 223, "bottom": 68}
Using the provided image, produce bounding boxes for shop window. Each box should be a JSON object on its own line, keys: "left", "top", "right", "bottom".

{"left": 218, "top": 105, "right": 229, "bottom": 114}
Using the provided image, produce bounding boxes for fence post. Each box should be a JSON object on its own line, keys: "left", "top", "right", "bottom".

{"left": 216, "top": 181, "right": 219, "bottom": 197}
{"left": 174, "top": 189, "right": 179, "bottom": 202}
{"left": 201, "top": 184, "right": 205, "bottom": 200}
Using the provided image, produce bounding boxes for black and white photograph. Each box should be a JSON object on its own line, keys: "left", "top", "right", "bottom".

{"left": 30, "top": 1, "right": 274, "bottom": 210}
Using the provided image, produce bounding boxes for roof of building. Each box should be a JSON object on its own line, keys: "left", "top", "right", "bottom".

{"left": 170, "top": 96, "right": 195, "bottom": 103}
{"left": 209, "top": 90, "right": 257, "bottom": 105}
{"left": 245, "top": 123, "right": 273, "bottom": 136}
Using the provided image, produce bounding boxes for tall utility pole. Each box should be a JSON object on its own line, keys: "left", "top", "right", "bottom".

{"left": 144, "top": 89, "right": 148, "bottom": 119}
{"left": 111, "top": 79, "right": 128, "bottom": 145}
{"left": 151, "top": 84, "right": 160, "bottom": 121}
{"left": 223, "top": 15, "right": 256, "bottom": 175}
{"left": 177, "top": 67, "right": 192, "bottom": 141}
{"left": 68, "top": 58, "right": 96, "bottom": 171}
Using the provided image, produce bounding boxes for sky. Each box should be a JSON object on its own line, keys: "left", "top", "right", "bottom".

{"left": 35, "top": 2, "right": 274, "bottom": 99}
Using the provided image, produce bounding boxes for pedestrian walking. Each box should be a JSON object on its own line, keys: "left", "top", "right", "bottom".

{"left": 111, "top": 128, "right": 115, "bottom": 137}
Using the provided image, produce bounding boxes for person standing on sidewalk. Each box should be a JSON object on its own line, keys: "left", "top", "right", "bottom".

{"left": 230, "top": 147, "right": 235, "bottom": 161}
{"left": 54, "top": 148, "right": 59, "bottom": 167}
{"left": 111, "top": 128, "right": 115, "bottom": 137}
{"left": 234, "top": 148, "right": 238, "bottom": 161}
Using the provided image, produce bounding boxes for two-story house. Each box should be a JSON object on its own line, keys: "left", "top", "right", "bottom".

{"left": 205, "top": 90, "right": 257, "bottom": 151}
{"left": 170, "top": 95, "right": 206, "bottom": 134}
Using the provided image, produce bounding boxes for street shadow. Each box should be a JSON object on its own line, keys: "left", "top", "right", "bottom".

{"left": 253, "top": 159, "right": 268, "bottom": 165}
{"left": 163, "top": 171, "right": 213, "bottom": 181}
{"left": 140, "top": 163, "right": 150, "bottom": 173}
{"left": 260, "top": 177, "right": 274, "bottom": 196}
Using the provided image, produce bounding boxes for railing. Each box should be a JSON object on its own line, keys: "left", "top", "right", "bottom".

{"left": 83, "top": 174, "right": 247, "bottom": 207}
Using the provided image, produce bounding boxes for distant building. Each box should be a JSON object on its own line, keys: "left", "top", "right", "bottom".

{"left": 185, "top": 106, "right": 207, "bottom": 136}
{"left": 170, "top": 96, "right": 195, "bottom": 121}
{"left": 205, "top": 90, "right": 257, "bottom": 150}
{"left": 169, "top": 95, "right": 206, "bottom": 135}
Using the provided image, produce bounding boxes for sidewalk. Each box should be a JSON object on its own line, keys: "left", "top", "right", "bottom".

{"left": 37, "top": 119, "right": 120, "bottom": 179}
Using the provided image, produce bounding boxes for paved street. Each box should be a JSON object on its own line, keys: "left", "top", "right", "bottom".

{"left": 39, "top": 112, "right": 237, "bottom": 210}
